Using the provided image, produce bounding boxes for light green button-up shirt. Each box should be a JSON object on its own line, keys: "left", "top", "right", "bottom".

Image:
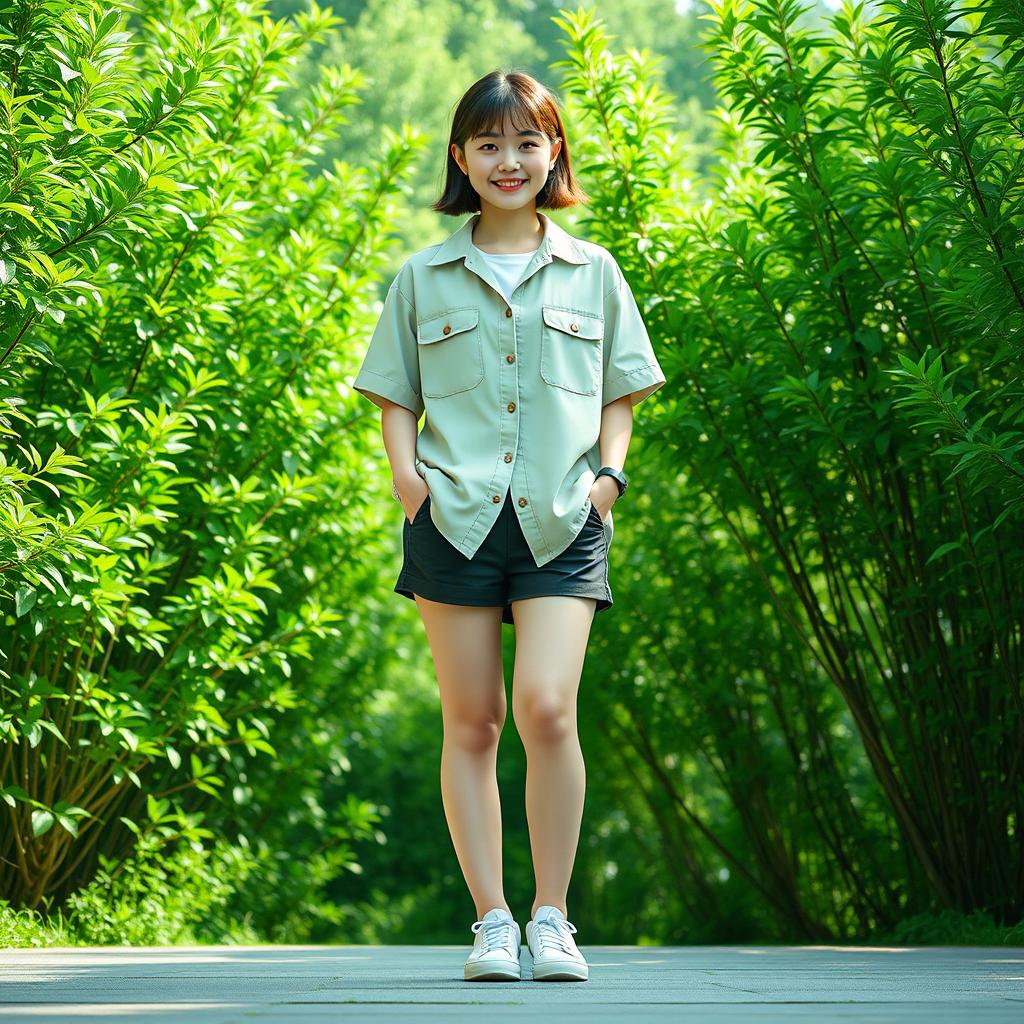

{"left": 353, "top": 211, "right": 666, "bottom": 567}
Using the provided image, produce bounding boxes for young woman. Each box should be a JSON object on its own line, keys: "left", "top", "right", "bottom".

{"left": 353, "top": 69, "right": 665, "bottom": 982}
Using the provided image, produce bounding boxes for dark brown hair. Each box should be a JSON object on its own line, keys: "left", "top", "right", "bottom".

{"left": 432, "top": 69, "right": 589, "bottom": 216}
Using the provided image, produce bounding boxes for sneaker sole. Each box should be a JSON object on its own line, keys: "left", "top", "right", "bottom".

{"left": 464, "top": 958, "right": 522, "bottom": 981}
{"left": 531, "top": 958, "right": 588, "bottom": 981}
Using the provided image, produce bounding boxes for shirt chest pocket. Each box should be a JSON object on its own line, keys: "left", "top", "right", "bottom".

{"left": 540, "top": 305, "right": 604, "bottom": 396}
{"left": 417, "top": 307, "right": 484, "bottom": 398}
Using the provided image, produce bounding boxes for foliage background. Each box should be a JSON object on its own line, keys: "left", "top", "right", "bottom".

{"left": 2, "top": 0, "right": 1022, "bottom": 947}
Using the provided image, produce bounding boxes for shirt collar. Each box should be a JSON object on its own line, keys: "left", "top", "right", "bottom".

{"left": 425, "top": 211, "right": 590, "bottom": 267}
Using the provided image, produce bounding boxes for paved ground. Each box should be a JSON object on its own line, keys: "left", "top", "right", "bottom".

{"left": 1, "top": 943, "right": 1022, "bottom": 1022}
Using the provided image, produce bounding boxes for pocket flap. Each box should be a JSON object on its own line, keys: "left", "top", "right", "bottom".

{"left": 418, "top": 307, "right": 479, "bottom": 345}
{"left": 542, "top": 305, "right": 603, "bottom": 340}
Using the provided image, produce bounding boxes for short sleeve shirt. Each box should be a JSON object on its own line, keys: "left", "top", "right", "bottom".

{"left": 352, "top": 211, "right": 666, "bottom": 567}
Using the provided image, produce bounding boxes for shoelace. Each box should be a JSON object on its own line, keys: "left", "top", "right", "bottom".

{"left": 532, "top": 914, "right": 578, "bottom": 955}
{"left": 471, "top": 916, "right": 517, "bottom": 952}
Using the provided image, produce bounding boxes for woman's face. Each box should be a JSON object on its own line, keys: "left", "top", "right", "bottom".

{"left": 452, "top": 115, "right": 562, "bottom": 211}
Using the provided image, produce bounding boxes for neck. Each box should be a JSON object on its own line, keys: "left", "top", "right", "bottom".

{"left": 472, "top": 205, "right": 545, "bottom": 254}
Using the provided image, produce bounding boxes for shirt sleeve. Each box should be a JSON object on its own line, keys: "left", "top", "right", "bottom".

{"left": 352, "top": 266, "right": 424, "bottom": 418}
{"left": 602, "top": 259, "right": 666, "bottom": 408}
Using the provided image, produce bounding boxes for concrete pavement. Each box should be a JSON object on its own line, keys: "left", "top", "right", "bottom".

{"left": 2, "top": 942, "right": 1022, "bottom": 1021}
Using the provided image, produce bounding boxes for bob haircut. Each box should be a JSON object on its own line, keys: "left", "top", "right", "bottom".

{"left": 432, "top": 69, "right": 589, "bottom": 216}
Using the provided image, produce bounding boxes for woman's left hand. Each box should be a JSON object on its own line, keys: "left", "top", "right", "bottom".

{"left": 589, "top": 475, "right": 619, "bottom": 523}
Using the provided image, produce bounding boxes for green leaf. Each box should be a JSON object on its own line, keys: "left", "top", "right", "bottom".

{"left": 15, "top": 587, "right": 37, "bottom": 617}
{"left": 31, "top": 809, "right": 55, "bottom": 838}
{"left": 925, "top": 540, "right": 963, "bottom": 566}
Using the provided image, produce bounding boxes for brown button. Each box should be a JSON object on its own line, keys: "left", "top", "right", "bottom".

{"left": 570, "top": 323, "right": 579, "bottom": 332}
{"left": 505, "top": 308, "right": 513, "bottom": 318}
{"left": 492, "top": 495, "right": 501, "bottom": 503}
{"left": 442, "top": 324, "right": 452, "bottom": 335}
{"left": 504, "top": 453, "right": 512, "bottom": 463}
{"left": 507, "top": 402, "right": 516, "bottom": 412}
{"left": 506, "top": 354, "right": 515, "bottom": 363}
{"left": 518, "top": 497, "right": 528, "bottom": 508}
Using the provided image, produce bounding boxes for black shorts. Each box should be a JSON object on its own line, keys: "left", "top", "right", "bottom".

{"left": 395, "top": 490, "right": 613, "bottom": 624}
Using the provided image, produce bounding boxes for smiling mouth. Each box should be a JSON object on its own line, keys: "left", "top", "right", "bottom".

{"left": 492, "top": 179, "right": 526, "bottom": 190}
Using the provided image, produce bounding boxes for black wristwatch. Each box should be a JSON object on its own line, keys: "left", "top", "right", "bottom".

{"left": 596, "top": 466, "right": 628, "bottom": 498}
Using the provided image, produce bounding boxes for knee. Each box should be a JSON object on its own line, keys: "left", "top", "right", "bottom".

{"left": 444, "top": 708, "right": 505, "bottom": 752}
{"left": 514, "top": 692, "right": 575, "bottom": 745}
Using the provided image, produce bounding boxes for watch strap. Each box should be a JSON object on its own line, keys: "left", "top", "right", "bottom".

{"left": 596, "top": 466, "right": 627, "bottom": 497}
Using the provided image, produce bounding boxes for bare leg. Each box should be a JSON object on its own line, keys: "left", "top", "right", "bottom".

{"left": 414, "top": 595, "right": 510, "bottom": 920}
{"left": 510, "top": 595, "right": 597, "bottom": 919}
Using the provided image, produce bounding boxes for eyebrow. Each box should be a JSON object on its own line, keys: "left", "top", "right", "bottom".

{"left": 473, "top": 129, "right": 544, "bottom": 139}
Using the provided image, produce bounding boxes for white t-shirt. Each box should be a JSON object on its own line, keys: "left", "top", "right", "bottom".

{"left": 472, "top": 244, "right": 538, "bottom": 303}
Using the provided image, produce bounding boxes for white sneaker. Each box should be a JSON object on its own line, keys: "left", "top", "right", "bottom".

{"left": 526, "top": 905, "right": 589, "bottom": 981}
{"left": 464, "top": 907, "right": 521, "bottom": 981}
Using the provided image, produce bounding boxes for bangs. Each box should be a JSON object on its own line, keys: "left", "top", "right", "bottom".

{"left": 462, "top": 89, "right": 552, "bottom": 144}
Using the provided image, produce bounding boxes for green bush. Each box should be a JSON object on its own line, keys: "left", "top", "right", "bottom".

{"left": 59, "top": 812, "right": 255, "bottom": 946}
{"left": 0, "top": 0, "right": 425, "bottom": 923}
{"left": 557, "top": 0, "right": 1023, "bottom": 939}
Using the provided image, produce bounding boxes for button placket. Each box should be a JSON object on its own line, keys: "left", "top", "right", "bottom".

{"left": 497, "top": 289, "right": 519, "bottom": 527}
{"left": 467, "top": 247, "right": 548, "bottom": 541}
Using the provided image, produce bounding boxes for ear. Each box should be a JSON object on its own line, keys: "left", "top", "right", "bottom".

{"left": 549, "top": 136, "right": 563, "bottom": 168}
{"left": 450, "top": 142, "right": 468, "bottom": 175}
